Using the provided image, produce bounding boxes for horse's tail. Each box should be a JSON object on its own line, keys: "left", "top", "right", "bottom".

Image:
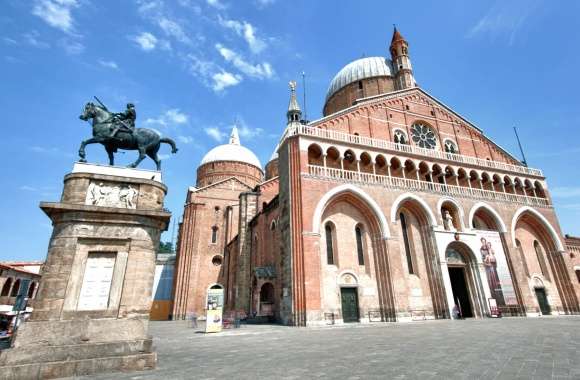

{"left": 160, "top": 137, "right": 178, "bottom": 154}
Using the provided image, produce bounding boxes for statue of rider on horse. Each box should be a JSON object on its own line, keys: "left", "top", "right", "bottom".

{"left": 78, "top": 97, "right": 178, "bottom": 170}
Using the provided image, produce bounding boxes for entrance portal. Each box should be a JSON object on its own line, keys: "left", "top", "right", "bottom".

{"left": 534, "top": 287, "right": 551, "bottom": 315}
{"left": 340, "top": 287, "right": 359, "bottom": 322}
{"left": 448, "top": 267, "right": 473, "bottom": 318}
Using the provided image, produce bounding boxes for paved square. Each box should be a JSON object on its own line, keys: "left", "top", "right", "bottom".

{"left": 87, "top": 317, "right": 580, "bottom": 380}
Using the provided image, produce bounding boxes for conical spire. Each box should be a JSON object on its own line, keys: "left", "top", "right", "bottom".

{"left": 390, "top": 25, "right": 405, "bottom": 45}
{"left": 287, "top": 80, "right": 302, "bottom": 124}
{"left": 229, "top": 125, "right": 240, "bottom": 145}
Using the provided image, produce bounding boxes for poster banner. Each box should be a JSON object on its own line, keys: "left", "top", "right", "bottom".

{"left": 476, "top": 230, "right": 518, "bottom": 306}
{"left": 205, "top": 288, "right": 224, "bottom": 333}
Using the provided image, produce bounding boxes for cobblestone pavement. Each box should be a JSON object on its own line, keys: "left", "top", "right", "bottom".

{"left": 86, "top": 316, "right": 580, "bottom": 380}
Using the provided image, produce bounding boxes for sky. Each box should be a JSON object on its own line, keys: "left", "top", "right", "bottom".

{"left": 1, "top": 0, "right": 580, "bottom": 261}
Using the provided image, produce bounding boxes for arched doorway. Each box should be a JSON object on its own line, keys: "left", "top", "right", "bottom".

{"left": 532, "top": 278, "right": 551, "bottom": 315}
{"left": 445, "top": 242, "right": 482, "bottom": 318}
{"left": 259, "top": 282, "right": 275, "bottom": 317}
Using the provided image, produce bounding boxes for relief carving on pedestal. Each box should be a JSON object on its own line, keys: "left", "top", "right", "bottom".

{"left": 86, "top": 181, "right": 139, "bottom": 209}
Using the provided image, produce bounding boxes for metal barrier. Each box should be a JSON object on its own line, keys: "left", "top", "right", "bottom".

{"left": 409, "top": 309, "right": 427, "bottom": 321}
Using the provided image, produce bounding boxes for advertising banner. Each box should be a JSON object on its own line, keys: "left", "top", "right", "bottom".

{"left": 476, "top": 230, "right": 518, "bottom": 306}
{"left": 205, "top": 288, "right": 224, "bottom": 333}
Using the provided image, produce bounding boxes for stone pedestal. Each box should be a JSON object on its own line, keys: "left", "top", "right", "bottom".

{"left": 0, "top": 163, "right": 171, "bottom": 379}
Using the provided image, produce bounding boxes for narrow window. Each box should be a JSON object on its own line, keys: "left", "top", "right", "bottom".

{"left": 534, "top": 241, "right": 550, "bottom": 281}
{"left": 575, "top": 270, "right": 580, "bottom": 284}
{"left": 358, "top": 80, "right": 363, "bottom": 90}
{"left": 515, "top": 239, "right": 529, "bottom": 277}
{"left": 355, "top": 226, "right": 365, "bottom": 266}
{"left": 400, "top": 213, "right": 414, "bottom": 274}
{"left": 325, "top": 223, "right": 335, "bottom": 265}
{"left": 10, "top": 279, "right": 20, "bottom": 297}
{"left": 211, "top": 226, "right": 218, "bottom": 244}
{"left": 1, "top": 278, "right": 12, "bottom": 296}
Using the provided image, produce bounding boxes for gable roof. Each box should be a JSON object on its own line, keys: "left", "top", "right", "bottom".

{"left": 310, "top": 86, "right": 521, "bottom": 164}
{"left": 188, "top": 176, "right": 253, "bottom": 195}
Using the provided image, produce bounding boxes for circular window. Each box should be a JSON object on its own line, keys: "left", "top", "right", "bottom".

{"left": 411, "top": 123, "right": 437, "bottom": 149}
{"left": 211, "top": 255, "right": 223, "bottom": 266}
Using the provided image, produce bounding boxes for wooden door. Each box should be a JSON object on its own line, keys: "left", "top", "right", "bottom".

{"left": 534, "top": 288, "right": 551, "bottom": 315}
{"left": 340, "top": 287, "right": 360, "bottom": 323}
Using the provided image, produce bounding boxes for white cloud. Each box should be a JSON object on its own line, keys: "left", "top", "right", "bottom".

{"left": 255, "top": 0, "right": 275, "bottom": 7}
{"left": 217, "top": 16, "right": 267, "bottom": 54}
{"left": 204, "top": 127, "right": 227, "bottom": 142}
{"left": 3, "top": 37, "right": 18, "bottom": 45}
{"left": 29, "top": 145, "right": 74, "bottom": 157}
{"left": 98, "top": 59, "right": 119, "bottom": 70}
{"left": 146, "top": 109, "right": 189, "bottom": 127}
{"left": 59, "top": 38, "right": 84, "bottom": 55}
{"left": 207, "top": 0, "right": 227, "bottom": 10}
{"left": 132, "top": 32, "right": 158, "bottom": 51}
{"left": 216, "top": 44, "right": 274, "bottom": 79}
{"left": 20, "top": 185, "right": 39, "bottom": 192}
{"left": 23, "top": 31, "right": 50, "bottom": 49}
{"left": 237, "top": 124, "right": 263, "bottom": 139}
{"left": 466, "top": 0, "right": 539, "bottom": 45}
{"left": 158, "top": 17, "right": 190, "bottom": 44}
{"left": 551, "top": 187, "right": 580, "bottom": 199}
{"left": 187, "top": 54, "right": 242, "bottom": 92}
{"left": 32, "top": 0, "right": 79, "bottom": 33}
{"left": 212, "top": 71, "right": 242, "bottom": 91}
{"left": 178, "top": 135, "right": 194, "bottom": 144}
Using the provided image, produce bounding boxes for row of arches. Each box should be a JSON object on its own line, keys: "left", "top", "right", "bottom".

{"left": 307, "top": 144, "right": 547, "bottom": 199}
{"left": 0, "top": 278, "right": 37, "bottom": 299}
{"left": 313, "top": 184, "right": 577, "bottom": 318}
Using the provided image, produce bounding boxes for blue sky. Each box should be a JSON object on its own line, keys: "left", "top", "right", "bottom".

{"left": 1, "top": 0, "right": 579, "bottom": 261}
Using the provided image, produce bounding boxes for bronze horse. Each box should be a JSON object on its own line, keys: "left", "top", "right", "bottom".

{"left": 78, "top": 102, "right": 178, "bottom": 170}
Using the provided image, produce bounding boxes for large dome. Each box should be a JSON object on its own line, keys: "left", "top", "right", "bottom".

{"left": 326, "top": 56, "right": 394, "bottom": 101}
{"left": 200, "top": 127, "right": 262, "bottom": 169}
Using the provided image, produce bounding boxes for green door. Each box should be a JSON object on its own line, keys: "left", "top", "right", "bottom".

{"left": 340, "top": 287, "right": 360, "bottom": 322}
{"left": 535, "top": 288, "right": 551, "bottom": 315}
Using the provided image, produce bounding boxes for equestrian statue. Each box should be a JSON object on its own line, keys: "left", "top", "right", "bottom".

{"left": 78, "top": 97, "right": 178, "bottom": 170}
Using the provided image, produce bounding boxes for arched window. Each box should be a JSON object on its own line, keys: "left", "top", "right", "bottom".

{"left": 534, "top": 240, "right": 550, "bottom": 281}
{"left": 1, "top": 278, "right": 12, "bottom": 296}
{"left": 444, "top": 140, "right": 458, "bottom": 154}
{"left": 211, "top": 226, "right": 218, "bottom": 244}
{"left": 515, "top": 239, "right": 529, "bottom": 278}
{"left": 10, "top": 279, "right": 20, "bottom": 297}
{"left": 400, "top": 213, "right": 415, "bottom": 274}
{"left": 355, "top": 225, "right": 365, "bottom": 266}
{"left": 28, "top": 282, "right": 36, "bottom": 298}
{"left": 394, "top": 130, "right": 408, "bottom": 145}
{"left": 325, "top": 223, "right": 335, "bottom": 265}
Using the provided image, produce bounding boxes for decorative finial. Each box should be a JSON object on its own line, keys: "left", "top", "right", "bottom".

{"left": 229, "top": 125, "right": 240, "bottom": 145}
{"left": 289, "top": 80, "right": 297, "bottom": 92}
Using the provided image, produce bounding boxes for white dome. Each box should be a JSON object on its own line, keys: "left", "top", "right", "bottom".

{"left": 326, "top": 56, "right": 393, "bottom": 101}
{"left": 200, "top": 127, "right": 262, "bottom": 169}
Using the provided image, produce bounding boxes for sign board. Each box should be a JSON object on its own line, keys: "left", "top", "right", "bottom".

{"left": 475, "top": 230, "right": 518, "bottom": 306}
{"left": 77, "top": 253, "right": 116, "bottom": 310}
{"left": 205, "top": 288, "right": 224, "bottom": 333}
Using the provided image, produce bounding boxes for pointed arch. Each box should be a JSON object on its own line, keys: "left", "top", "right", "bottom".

{"left": 510, "top": 207, "right": 564, "bottom": 252}
{"left": 312, "top": 184, "right": 390, "bottom": 239}
{"left": 390, "top": 193, "right": 437, "bottom": 227}
{"left": 468, "top": 202, "right": 507, "bottom": 232}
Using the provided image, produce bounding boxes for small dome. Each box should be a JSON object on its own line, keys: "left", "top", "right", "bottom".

{"left": 326, "top": 56, "right": 394, "bottom": 101}
{"left": 200, "top": 127, "right": 262, "bottom": 169}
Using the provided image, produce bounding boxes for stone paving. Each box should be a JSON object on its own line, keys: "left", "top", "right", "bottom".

{"left": 86, "top": 316, "right": 580, "bottom": 380}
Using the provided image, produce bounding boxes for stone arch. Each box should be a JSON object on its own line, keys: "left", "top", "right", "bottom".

{"left": 307, "top": 143, "right": 323, "bottom": 166}
{"left": 337, "top": 270, "right": 360, "bottom": 286}
{"left": 437, "top": 197, "right": 466, "bottom": 230}
{"left": 0, "top": 278, "right": 12, "bottom": 297}
{"left": 390, "top": 193, "right": 437, "bottom": 227}
{"left": 326, "top": 146, "right": 341, "bottom": 169}
{"left": 468, "top": 202, "right": 507, "bottom": 232}
{"left": 312, "top": 184, "right": 389, "bottom": 239}
{"left": 510, "top": 207, "right": 564, "bottom": 252}
{"left": 207, "top": 283, "right": 223, "bottom": 290}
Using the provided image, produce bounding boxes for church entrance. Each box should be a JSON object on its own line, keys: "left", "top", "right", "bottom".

{"left": 448, "top": 267, "right": 473, "bottom": 318}
{"left": 340, "top": 287, "right": 360, "bottom": 323}
{"left": 534, "top": 287, "right": 551, "bottom": 315}
{"left": 445, "top": 243, "right": 480, "bottom": 318}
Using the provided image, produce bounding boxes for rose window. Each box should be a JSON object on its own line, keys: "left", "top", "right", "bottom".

{"left": 411, "top": 123, "right": 437, "bottom": 149}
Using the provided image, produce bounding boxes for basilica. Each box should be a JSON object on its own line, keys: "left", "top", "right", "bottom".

{"left": 171, "top": 28, "right": 580, "bottom": 326}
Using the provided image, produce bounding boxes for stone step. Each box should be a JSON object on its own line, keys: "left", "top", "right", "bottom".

{"left": 0, "top": 351, "right": 156, "bottom": 380}
{"left": 0, "top": 339, "right": 152, "bottom": 366}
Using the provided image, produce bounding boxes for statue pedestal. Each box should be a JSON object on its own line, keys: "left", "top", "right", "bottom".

{"left": 0, "top": 163, "right": 171, "bottom": 379}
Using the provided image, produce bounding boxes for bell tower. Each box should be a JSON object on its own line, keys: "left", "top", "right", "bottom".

{"left": 390, "top": 26, "right": 415, "bottom": 90}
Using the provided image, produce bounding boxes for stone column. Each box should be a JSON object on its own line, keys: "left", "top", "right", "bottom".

{"left": 0, "top": 163, "right": 171, "bottom": 379}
